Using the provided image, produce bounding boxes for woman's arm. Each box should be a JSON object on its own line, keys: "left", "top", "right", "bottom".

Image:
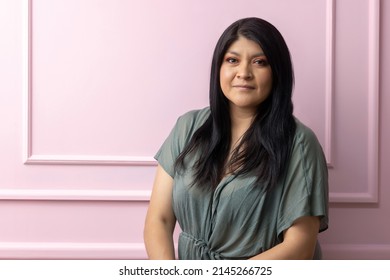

{"left": 144, "top": 164, "right": 176, "bottom": 259}
{"left": 249, "top": 216, "right": 320, "bottom": 260}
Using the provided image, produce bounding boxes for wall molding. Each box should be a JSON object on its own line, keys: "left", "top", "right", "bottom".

{"left": 0, "top": 189, "right": 151, "bottom": 201}
{"left": 0, "top": 242, "right": 147, "bottom": 259}
{"left": 366, "top": 0, "right": 380, "bottom": 203}
{"left": 22, "top": 0, "right": 380, "bottom": 202}
{"left": 22, "top": 0, "right": 335, "bottom": 168}
{"left": 329, "top": 0, "right": 380, "bottom": 203}
{"left": 24, "top": 155, "right": 157, "bottom": 166}
{"left": 322, "top": 243, "right": 390, "bottom": 260}
{"left": 329, "top": 191, "right": 378, "bottom": 204}
{"left": 325, "top": 0, "right": 335, "bottom": 168}
{"left": 22, "top": 0, "right": 157, "bottom": 166}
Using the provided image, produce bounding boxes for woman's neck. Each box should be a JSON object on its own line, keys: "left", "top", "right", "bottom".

{"left": 222, "top": 107, "right": 255, "bottom": 177}
{"left": 229, "top": 107, "right": 255, "bottom": 143}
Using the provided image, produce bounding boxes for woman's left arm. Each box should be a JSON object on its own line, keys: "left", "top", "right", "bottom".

{"left": 249, "top": 216, "right": 320, "bottom": 260}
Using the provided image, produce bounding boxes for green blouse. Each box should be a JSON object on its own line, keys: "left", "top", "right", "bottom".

{"left": 155, "top": 107, "right": 328, "bottom": 259}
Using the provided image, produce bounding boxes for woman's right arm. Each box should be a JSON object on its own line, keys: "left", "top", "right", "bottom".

{"left": 144, "top": 164, "right": 176, "bottom": 259}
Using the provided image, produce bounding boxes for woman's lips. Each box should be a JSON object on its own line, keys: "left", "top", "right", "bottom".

{"left": 233, "top": 85, "right": 255, "bottom": 90}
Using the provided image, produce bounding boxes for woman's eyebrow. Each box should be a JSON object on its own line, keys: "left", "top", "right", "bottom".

{"left": 226, "top": 51, "right": 266, "bottom": 57}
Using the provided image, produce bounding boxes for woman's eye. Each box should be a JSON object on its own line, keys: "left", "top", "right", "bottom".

{"left": 226, "top": 57, "right": 238, "bottom": 63}
{"left": 254, "top": 59, "right": 268, "bottom": 66}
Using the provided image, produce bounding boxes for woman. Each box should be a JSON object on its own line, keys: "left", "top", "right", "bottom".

{"left": 144, "top": 17, "right": 328, "bottom": 260}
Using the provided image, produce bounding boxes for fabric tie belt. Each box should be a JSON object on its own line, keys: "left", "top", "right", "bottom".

{"left": 180, "top": 231, "right": 223, "bottom": 260}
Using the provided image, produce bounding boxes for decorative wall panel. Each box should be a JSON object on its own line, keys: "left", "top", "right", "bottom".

{"left": 0, "top": 0, "right": 386, "bottom": 260}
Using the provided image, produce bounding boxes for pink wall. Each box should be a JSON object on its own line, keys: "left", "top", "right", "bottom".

{"left": 0, "top": 0, "right": 388, "bottom": 259}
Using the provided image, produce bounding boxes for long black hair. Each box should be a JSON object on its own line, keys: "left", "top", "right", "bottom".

{"left": 175, "top": 17, "right": 296, "bottom": 191}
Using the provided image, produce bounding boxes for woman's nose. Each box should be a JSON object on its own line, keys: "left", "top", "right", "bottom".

{"left": 237, "top": 63, "right": 253, "bottom": 79}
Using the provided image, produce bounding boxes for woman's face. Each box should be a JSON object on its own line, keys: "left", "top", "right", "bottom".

{"left": 219, "top": 36, "right": 273, "bottom": 114}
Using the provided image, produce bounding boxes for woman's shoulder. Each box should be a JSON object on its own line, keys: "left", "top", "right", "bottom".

{"left": 294, "top": 117, "right": 319, "bottom": 142}
{"left": 176, "top": 107, "right": 211, "bottom": 129}
{"left": 293, "top": 117, "right": 325, "bottom": 155}
{"left": 179, "top": 107, "right": 210, "bottom": 120}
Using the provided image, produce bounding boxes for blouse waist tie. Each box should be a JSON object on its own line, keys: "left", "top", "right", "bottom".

{"left": 180, "top": 231, "right": 223, "bottom": 260}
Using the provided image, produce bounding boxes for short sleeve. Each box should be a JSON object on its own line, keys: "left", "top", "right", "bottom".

{"left": 154, "top": 108, "right": 211, "bottom": 178}
{"left": 154, "top": 117, "right": 182, "bottom": 178}
{"left": 276, "top": 122, "right": 329, "bottom": 239}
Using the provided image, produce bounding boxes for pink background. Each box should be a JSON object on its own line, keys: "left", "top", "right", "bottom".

{"left": 0, "top": 0, "right": 388, "bottom": 259}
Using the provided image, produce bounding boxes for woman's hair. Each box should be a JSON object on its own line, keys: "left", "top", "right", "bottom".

{"left": 175, "top": 17, "right": 296, "bottom": 191}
